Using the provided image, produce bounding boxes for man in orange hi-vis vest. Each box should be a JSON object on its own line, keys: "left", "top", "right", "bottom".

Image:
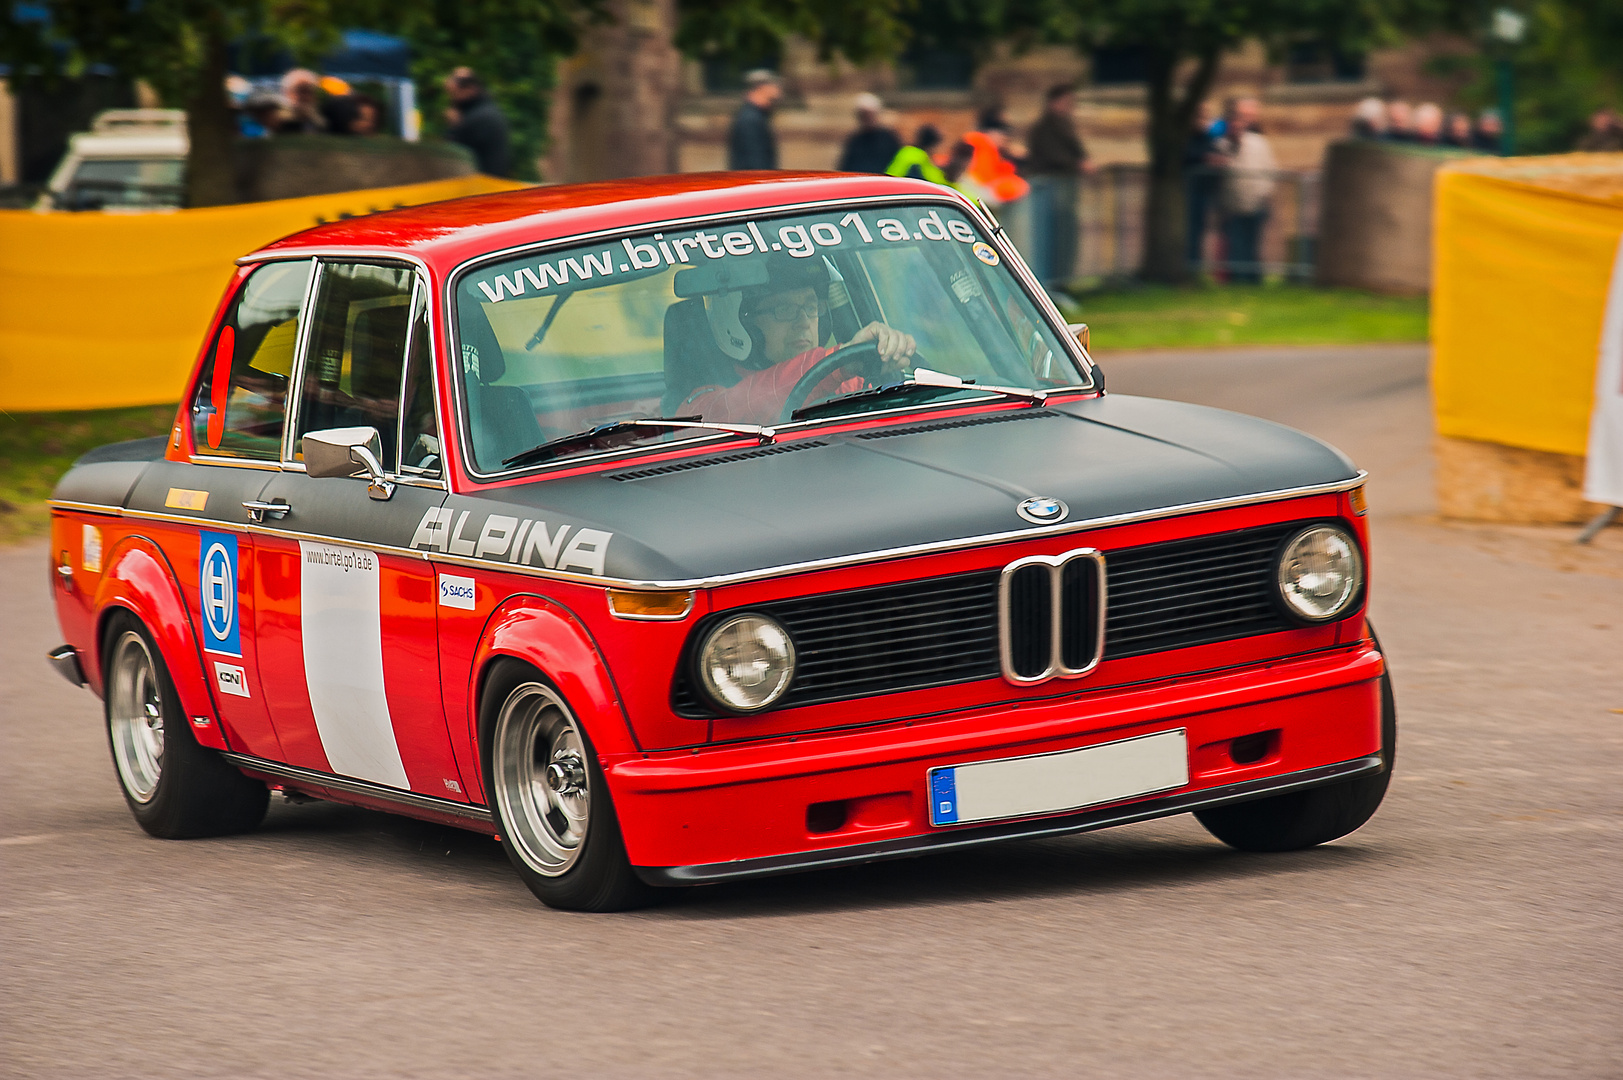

{"left": 956, "top": 110, "right": 1029, "bottom": 207}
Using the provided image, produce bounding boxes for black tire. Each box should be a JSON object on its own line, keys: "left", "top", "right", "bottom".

{"left": 1195, "top": 655, "right": 1396, "bottom": 853}
{"left": 480, "top": 659, "right": 655, "bottom": 912}
{"left": 102, "top": 612, "right": 269, "bottom": 839}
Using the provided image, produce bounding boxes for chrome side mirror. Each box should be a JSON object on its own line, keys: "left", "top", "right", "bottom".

{"left": 304, "top": 426, "right": 395, "bottom": 500}
{"left": 1067, "top": 322, "right": 1090, "bottom": 353}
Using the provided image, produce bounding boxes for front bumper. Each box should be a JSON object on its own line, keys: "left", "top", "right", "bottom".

{"left": 610, "top": 642, "right": 1386, "bottom": 882}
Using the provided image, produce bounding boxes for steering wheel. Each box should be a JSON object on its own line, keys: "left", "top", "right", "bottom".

{"left": 780, "top": 341, "right": 927, "bottom": 423}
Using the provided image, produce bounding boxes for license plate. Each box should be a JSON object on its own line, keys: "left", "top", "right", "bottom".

{"left": 928, "top": 729, "right": 1189, "bottom": 826}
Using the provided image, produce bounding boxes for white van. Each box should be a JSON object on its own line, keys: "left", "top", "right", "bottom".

{"left": 39, "top": 109, "right": 187, "bottom": 211}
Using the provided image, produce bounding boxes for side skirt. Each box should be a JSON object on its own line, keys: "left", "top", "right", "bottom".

{"left": 220, "top": 752, "right": 495, "bottom": 832}
{"left": 636, "top": 755, "right": 1384, "bottom": 887}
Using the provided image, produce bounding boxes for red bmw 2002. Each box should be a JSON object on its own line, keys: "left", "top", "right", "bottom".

{"left": 48, "top": 173, "right": 1393, "bottom": 911}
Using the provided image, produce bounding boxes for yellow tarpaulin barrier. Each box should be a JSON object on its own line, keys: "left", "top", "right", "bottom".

{"left": 0, "top": 175, "right": 527, "bottom": 412}
{"left": 1432, "top": 153, "right": 1623, "bottom": 457}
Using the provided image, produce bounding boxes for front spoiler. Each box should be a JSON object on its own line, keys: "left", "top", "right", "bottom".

{"left": 634, "top": 753, "right": 1384, "bottom": 886}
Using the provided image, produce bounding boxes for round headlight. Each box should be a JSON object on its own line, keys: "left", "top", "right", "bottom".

{"left": 695, "top": 614, "right": 796, "bottom": 713}
{"left": 1276, "top": 525, "right": 1364, "bottom": 623}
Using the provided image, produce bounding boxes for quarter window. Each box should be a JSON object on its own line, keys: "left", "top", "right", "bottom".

{"left": 293, "top": 262, "right": 416, "bottom": 465}
{"left": 191, "top": 260, "right": 312, "bottom": 460}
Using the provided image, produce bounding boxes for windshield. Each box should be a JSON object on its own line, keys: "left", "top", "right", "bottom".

{"left": 58, "top": 158, "right": 185, "bottom": 210}
{"left": 453, "top": 202, "right": 1089, "bottom": 473}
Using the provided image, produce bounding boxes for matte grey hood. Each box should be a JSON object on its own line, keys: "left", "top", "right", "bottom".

{"left": 445, "top": 394, "right": 1359, "bottom": 584}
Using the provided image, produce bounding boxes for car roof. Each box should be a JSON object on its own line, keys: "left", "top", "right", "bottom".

{"left": 246, "top": 171, "right": 967, "bottom": 274}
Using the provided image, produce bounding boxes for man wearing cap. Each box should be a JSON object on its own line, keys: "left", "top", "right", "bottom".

{"left": 838, "top": 93, "right": 902, "bottom": 174}
{"left": 728, "top": 70, "right": 782, "bottom": 171}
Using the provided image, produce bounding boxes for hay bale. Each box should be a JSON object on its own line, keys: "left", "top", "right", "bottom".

{"left": 1435, "top": 434, "right": 1609, "bottom": 523}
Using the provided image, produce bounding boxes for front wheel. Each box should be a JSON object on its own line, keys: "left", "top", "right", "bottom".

{"left": 103, "top": 613, "right": 268, "bottom": 838}
{"left": 482, "top": 661, "right": 654, "bottom": 912}
{"left": 1195, "top": 667, "right": 1396, "bottom": 853}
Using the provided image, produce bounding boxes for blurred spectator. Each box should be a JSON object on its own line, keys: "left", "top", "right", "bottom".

{"left": 1218, "top": 97, "right": 1275, "bottom": 285}
{"left": 1186, "top": 100, "right": 1222, "bottom": 270}
{"left": 1384, "top": 100, "right": 1415, "bottom": 142}
{"left": 241, "top": 90, "right": 287, "bottom": 138}
{"left": 837, "top": 93, "right": 901, "bottom": 174}
{"left": 445, "top": 67, "right": 511, "bottom": 176}
{"left": 886, "top": 125, "right": 949, "bottom": 185}
{"left": 954, "top": 108, "right": 1028, "bottom": 207}
{"left": 347, "top": 94, "right": 383, "bottom": 137}
{"left": 1026, "top": 84, "right": 1089, "bottom": 291}
{"left": 728, "top": 70, "right": 781, "bottom": 170}
{"left": 1413, "top": 103, "right": 1444, "bottom": 146}
{"left": 1444, "top": 112, "right": 1475, "bottom": 148}
{"left": 278, "top": 69, "right": 329, "bottom": 134}
{"left": 1350, "top": 97, "right": 1387, "bottom": 139}
{"left": 1474, "top": 109, "right": 1504, "bottom": 153}
{"left": 1576, "top": 107, "right": 1623, "bottom": 152}
{"left": 942, "top": 139, "right": 976, "bottom": 186}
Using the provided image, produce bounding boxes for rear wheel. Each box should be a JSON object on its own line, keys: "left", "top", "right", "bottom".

{"left": 1196, "top": 664, "right": 1396, "bottom": 853}
{"left": 103, "top": 613, "right": 268, "bottom": 838}
{"left": 482, "top": 660, "right": 654, "bottom": 912}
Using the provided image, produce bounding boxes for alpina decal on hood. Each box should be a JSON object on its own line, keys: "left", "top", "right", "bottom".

{"left": 410, "top": 507, "right": 612, "bottom": 576}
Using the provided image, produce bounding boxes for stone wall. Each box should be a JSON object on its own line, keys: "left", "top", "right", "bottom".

{"left": 234, "top": 136, "right": 474, "bottom": 203}
{"left": 1317, "top": 140, "right": 1471, "bottom": 295}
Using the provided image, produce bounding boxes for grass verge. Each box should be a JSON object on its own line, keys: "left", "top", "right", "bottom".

{"left": 1057, "top": 283, "right": 1429, "bottom": 351}
{"left": 0, "top": 404, "right": 176, "bottom": 544}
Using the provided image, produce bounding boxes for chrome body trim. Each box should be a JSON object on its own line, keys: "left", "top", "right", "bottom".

{"left": 635, "top": 754, "right": 1385, "bottom": 886}
{"left": 219, "top": 751, "right": 494, "bottom": 827}
{"left": 48, "top": 470, "right": 1366, "bottom": 590}
{"left": 47, "top": 645, "right": 87, "bottom": 688}
{"left": 441, "top": 192, "right": 1097, "bottom": 483}
{"left": 186, "top": 454, "right": 284, "bottom": 470}
{"left": 997, "top": 547, "right": 1107, "bottom": 685}
{"left": 47, "top": 499, "right": 123, "bottom": 516}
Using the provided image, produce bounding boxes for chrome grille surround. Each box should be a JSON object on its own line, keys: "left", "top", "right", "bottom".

{"left": 997, "top": 547, "right": 1107, "bottom": 685}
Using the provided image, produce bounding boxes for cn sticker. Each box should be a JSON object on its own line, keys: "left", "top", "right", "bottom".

{"left": 213, "top": 661, "right": 250, "bottom": 698}
{"left": 438, "top": 573, "right": 476, "bottom": 610}
{"left": 199, "top": 530, "right": 240, "bottom": 657}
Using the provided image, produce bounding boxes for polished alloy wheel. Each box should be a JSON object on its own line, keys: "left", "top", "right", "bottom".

{"left": 492, "top": 682, "right": 590, "bottom": 876}
{"left": 108, "top": 630, "right": 165, "bottom": 803}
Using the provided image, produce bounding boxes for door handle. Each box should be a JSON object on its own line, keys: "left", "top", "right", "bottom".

{"left": 243, "top": 500, "right": 292, "bottom": 523}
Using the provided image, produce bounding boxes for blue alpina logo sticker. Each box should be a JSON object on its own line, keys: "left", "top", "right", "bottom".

{"left": 1017, "top": 496, "right": 1068, "bottom": 525}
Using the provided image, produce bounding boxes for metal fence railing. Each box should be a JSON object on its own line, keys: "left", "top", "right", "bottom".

{"left": 1005, "top": 164, "right": 1322, "bottom": 285}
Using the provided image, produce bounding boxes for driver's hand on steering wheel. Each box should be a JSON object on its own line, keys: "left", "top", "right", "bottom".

{"left": 846, "top": 321, "right": 917, "bottom": 371}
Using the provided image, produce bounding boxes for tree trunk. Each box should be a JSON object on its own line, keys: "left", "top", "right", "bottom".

{"left": 184, "top": 27, "right": 237, "bottom": 207}
{"left": 547, "top": 0, "right": 681, "bottom": 181}
{"left": 1139, "top": 49, "right": 1220, "bottom": 283}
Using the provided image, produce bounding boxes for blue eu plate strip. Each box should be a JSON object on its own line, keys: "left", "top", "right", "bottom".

{"left": 930, "top": 767, "right": 959, "bottom": 825}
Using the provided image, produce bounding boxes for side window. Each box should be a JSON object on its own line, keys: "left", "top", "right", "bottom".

{"left": 191, "top": 260, "right": 312, "bottom": 459}
{"left": 400, "top": 287, "right": 442, "bottom": 478}
{"left": 293, "top": 262, "right": 415, "bottom": 465}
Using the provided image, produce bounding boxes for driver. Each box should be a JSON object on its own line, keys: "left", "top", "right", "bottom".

{"left": 681, "top": 259, "right": 916, "bottom": 425}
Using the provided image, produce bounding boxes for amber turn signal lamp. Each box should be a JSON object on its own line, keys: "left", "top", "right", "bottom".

{"left": 1349, "top": 486, "right": 1368, "bottom": 516}
{"left": 607, "top": 590, "right": 694, "bottom": 620}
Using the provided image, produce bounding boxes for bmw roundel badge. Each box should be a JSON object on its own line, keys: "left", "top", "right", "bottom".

{"left": 1017, "top": 496, "right": 1069, "bottom": 525}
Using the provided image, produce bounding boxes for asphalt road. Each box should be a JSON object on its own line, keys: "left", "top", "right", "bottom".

{"left": 4, "top": 344, "right": 1620, "bottom": 1079}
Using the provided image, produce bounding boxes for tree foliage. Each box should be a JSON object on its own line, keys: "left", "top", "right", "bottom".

{"left": 675, "top": 0, "right": 911, "bottom": 66}
{"left": 1442, "top": 0, "right": 1623, "bottom": 153}
{"left": 3, "top": 0, "right": 594, "bottom": 204}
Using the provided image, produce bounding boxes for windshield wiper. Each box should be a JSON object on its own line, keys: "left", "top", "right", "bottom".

{"left": 791, "top": 368, "right": 1047, "bottom": 422}
{"left": 502, "top": 416, "right": 775, "bottom": 469}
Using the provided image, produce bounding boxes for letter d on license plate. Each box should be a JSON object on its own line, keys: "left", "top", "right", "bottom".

{"left": 929, "top": 729, "right": 1188, "bottom": 826}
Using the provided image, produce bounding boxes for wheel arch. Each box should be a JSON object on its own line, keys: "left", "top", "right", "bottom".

{"left": 467, "top": 593, "right": 642, "bottom": 800}
{"left": 91, "top": 534, "right": 226, "bottom": 750}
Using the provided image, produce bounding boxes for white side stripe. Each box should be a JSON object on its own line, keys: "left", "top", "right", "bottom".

{"left": 299, "top": 541, "right": 409, "bottom": 789}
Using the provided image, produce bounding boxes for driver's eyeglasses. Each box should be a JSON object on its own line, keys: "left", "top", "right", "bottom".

{"left": 754, "top": 299, "right": 828, "bottom": 323}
